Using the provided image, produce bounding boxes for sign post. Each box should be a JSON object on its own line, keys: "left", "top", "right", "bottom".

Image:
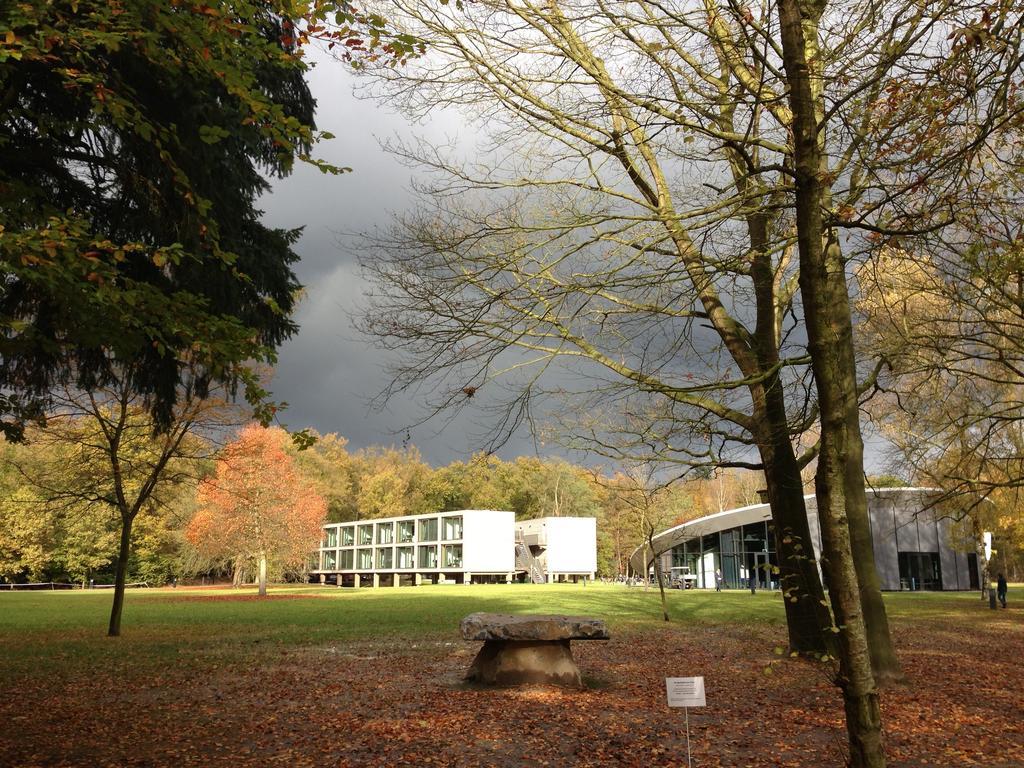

{"left": 666, "top": 676, "right": 706, "bottom": 768}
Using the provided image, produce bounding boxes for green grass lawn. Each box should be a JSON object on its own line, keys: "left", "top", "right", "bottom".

{"left": 0, "top": 582, "right": 995, "bottom": 676}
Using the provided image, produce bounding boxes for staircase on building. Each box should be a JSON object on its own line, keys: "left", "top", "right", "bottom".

{"left": 515, "top": 535, "right": 546, "bottom": 584}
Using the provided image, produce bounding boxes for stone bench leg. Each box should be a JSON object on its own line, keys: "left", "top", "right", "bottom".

{"left": 466, "top": 640, "right": 582, "bottom": 687}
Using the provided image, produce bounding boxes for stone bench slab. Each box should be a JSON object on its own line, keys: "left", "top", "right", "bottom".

{"left": 460, "top": 612, "right": 610, "bottom": 642}
{"left": 460, "top": 613, "right": 609, "bottom": 687}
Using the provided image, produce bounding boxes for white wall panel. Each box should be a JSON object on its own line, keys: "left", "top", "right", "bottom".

{"left": 462, "top": 510, "right": 515, "bottom": 572}
{"left": 545, "top": 517, "right": 597, "bottom": 573}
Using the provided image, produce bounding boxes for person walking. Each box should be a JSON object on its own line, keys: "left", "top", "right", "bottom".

{"left": 997, "top": 573, "right": 1008, "bottom": 609}
{"left": 714, "top": 569, "right": 723, "bottom": 592}
{"left": 748, "top": 569, "right": 756, "bottom": 595}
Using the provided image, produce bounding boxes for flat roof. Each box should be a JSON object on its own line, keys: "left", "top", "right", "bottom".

{"left": 323, "top": 509, "right": 513, "bottom": 528}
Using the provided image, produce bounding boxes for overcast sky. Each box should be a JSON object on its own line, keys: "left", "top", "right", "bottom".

{"left": 259, "top": 49, "right": 890, "bottom": 474}
{"left": 260, "top": 50, "right": 547, "bottom": 466}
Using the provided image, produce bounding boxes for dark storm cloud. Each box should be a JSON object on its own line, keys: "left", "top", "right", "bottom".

{"left": 259, "top": 53, "right": 548, "bottom": 466}
{"left": 260, "top": 54, "right": 420, "bottom": 281}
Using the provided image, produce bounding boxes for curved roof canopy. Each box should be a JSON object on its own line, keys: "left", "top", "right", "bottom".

{"left": 628, "top": 487, "right": 947, "bottom": 574}
{"left": 629, "top": 500, "right": 776, "bottom": 574}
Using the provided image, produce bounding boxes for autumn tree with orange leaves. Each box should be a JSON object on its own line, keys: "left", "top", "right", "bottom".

{"left": 188, "top": 425, "right": 326, "bottom": 596}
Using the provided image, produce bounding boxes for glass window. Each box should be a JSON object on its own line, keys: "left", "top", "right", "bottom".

{"left": 742, "top": 523, "right": 766, "bottom": 554}
{"left": 767, "top": 551, "right": 780, "bottom": 588}
{"left": 671, "top": 545, "right": 686, "bottom": 568}
{"left": 339, "top": 550, "right": 354, "bottom": 570}
{"left": 357, "top": 549, "right": 373, "bottom": 570}
{"left": 442, "top": 544, "right": 463, "bottom": 568}
{"left": 323, "top": 550, "right": 337, "bottom": 569}
{"left": 721, "top": 553, "right": 739, "bottom": 587}
{"left": 397, "top": 521, "right": 415, "bottom": 543}
{"left": 418, "top": 545, "right": 438, "bottom": 569}
{"left": 721, "top": 528, "right": 740, "bottom": 554}
{"left": 377, "top": 522, "right": 394, "bottom": 545}
{"left": 419, "top": 517, "right": 438, "bottom": 541}
{"left": 898, "top": 552, "right": 942, "bottom": 591}
{"left": 358, "top": 524, "right": 373, "bottom": 545}
{"left": 325, "top": 528, "right": 338, "bottom": 548}
{"left": 341, "top": 526, "right": 354, "bottom": 546}
{"left": 442, "top": 516, "right": 463, "bottom": 541}
{"left": 967, "top": 552, "right": 980, "bottom": 590}
{"left": 377, "top": 548, "right": 393, "bottom": 569}
{"left": 397, "top": 547, "right": 415, "bottom": 569}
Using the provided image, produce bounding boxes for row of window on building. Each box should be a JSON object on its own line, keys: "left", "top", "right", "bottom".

{"left": 323, "top": 515, "right": 463, "bottom": 549}
{"left": 322, "top": 544, "right": 464, "bottom": 571}
{"left": 669, "top": 521, "right": 779, "bottom": 589}
{"left": 321, "top": 515, "right": 466, "bottom": 572}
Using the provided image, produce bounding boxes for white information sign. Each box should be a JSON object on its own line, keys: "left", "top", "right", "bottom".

{"left": 666, "top": 676, "right": 706, "bottom": 708}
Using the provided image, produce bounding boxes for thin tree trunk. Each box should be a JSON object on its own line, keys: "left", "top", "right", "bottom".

{"left": 258, "top": 553, "right": 267, "bottom": 597}
{"left": 777, "top": 0, "right": 885, "bottom": 763}
{"left": 107, "top": 513, "right": 135, "bottom": 637}
{"left": 650, "top": 536, "right": 670, "bottom": 622}
{"left": 973, "top": 516, "right": 991, "bottom": 599}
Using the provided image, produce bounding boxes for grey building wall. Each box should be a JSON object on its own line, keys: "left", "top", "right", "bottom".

{"left": 867, "top": 495, "right": 902, "bottom": 591}
{"left": 955, "top": 549, "right": 974, "bottom": 590}
{"left": 805, "top": 499, "right": 823, "bottom": 562}
{"left": 936, "top": 514, "right": 960, "bottom": 590}
{"left": 916, "top": 506, "right": 940, "bottom": 552}
{"left": 894, "top": 498, "right": 920, "bottom": 553}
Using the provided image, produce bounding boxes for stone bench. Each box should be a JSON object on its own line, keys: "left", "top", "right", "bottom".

{"left": 460, "top": 612, "right": 609, "bottom": 687}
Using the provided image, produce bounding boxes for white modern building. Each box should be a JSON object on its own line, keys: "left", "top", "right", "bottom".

{"left": 313, "top": 510, "right": 597, "bottom": 587}
{"left": 516, "top": 517, "right": 598, "bottom": 583}
{"left": 635, "top": 488, "right": 981, "bottom": 592}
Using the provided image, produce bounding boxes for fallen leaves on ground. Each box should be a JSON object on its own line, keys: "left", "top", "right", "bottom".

{"left": 1, "top": 603, "right": 1021, "bottom": 767}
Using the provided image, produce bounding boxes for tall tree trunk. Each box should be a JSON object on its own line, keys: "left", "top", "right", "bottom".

{"left": 759, "top": 429, "right": 835, "bottom": 656}
{"left": 777, "top": 0, "right": 885, "bottom": 764}
{"left": 814, "top": 456, "right": 886, "bottom": 767}
{"left": 107, "top": 512, "right": 135, "bottom": 638}
{"left": 746, "top": 168, "right": 832, "bottom": 656}
{"left": 258, "top": 553, "right": 268, "bottom": 597}
{"left": 846, "top": 457, "right": 902, "bottom": 684}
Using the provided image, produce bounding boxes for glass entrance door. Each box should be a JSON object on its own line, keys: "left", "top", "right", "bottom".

{"left": 898, "top": 552, "right": 942, "bottom": 590}
{"left": 754, "top": 552, "right": 771, "bottom": 590}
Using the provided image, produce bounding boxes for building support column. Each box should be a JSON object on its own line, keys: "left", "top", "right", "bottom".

{"left": 353, "top": 574, "right": 360, "bottom": 589}
{"left": 393, "top": 574, "right": 401, "bottom": 588}
{"left": 372, "top": 573, "right": 380, "bottom": 589}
